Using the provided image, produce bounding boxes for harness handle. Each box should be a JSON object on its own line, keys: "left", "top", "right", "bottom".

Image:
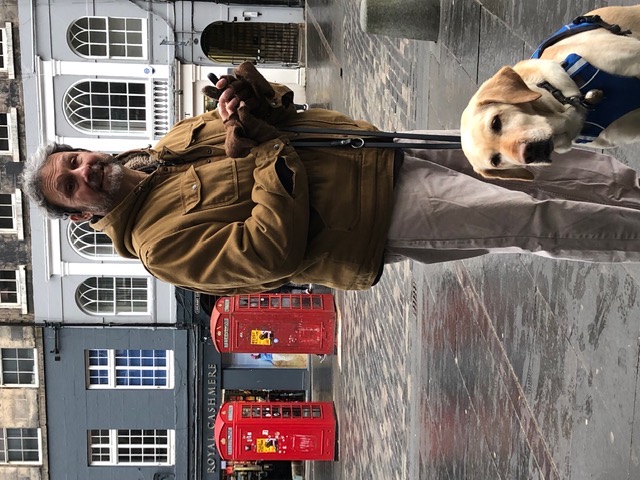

{"left": 280, "top": 126, "right": 462, "bottom": 150}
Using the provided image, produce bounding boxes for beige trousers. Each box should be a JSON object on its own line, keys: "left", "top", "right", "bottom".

{"left": 385, "top": 137, "right": 640, "bottom": 264}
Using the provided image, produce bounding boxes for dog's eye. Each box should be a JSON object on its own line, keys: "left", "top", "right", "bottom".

{"left": 490, "top": 115, "right": 502, "bottom": 133}
{"left": 490, "top": 154, "right": 501, "bottom": 167}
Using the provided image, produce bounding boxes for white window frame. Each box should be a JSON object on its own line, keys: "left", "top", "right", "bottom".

{"left": 0, "top": 348, "right": 38, "bottom": 387}
{"left": 76, "top": 276, "right": 151, "bottom": 316}
{"left": 0, "top": 189, "right": 25, "bottom": 239}
{"left": 0, "top": 428, "right": 42, "bottom": 465}
{"left": 86, "top": 349, "right": 174, "bottom": 389}
{"left": 64, "top": 79, "right": 150, "bottom": 136}
{"left": 0, "top": 23, "right": 15, "bottom": 79}
{"left": 68, "top": 16, "right": 147, "bottom": 60}
{"left": 67, "top": 221, "right": 117, "bottom": 259}
{"left": 0, "top": 267, "right": 28, "bottom": 314}
{"left": 88, "top": 429, "right": 175, "bottom": 466}
{"left": 0, "top": 108, "right": 20, "bottom": 161}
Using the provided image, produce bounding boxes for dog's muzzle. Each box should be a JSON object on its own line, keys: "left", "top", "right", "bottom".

{"left": 524, "top": 139, "right": 554, "bottom": 164}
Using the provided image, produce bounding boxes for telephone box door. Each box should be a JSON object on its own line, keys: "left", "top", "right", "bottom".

{"left": 211, "top": 294, "right": 336, "bottom": 354}
{"left": 214, "top": 401, "right": 337, "bottom": 461}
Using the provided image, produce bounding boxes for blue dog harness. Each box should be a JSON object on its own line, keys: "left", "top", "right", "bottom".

{"left": 531, "top": 15, "right": 640, "bottom": 144}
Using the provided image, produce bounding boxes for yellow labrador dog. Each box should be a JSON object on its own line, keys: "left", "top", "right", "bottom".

{"left": 460, "top": 5, "right": 640, "bottom": 180}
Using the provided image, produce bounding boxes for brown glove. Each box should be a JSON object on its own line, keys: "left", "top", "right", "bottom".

{"left": 202, "top": 61, "right": 282, "bottom": 118}
{"left": 224, "top": 103, "right": 282, "bottom": 158}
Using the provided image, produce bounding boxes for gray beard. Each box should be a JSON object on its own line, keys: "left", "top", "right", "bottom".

{"left": 86, "top": 160, "right": 124, "bottom": 215}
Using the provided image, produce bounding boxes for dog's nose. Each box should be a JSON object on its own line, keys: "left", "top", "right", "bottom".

{"left": 524, "top": 140, "right": 554, "bottom": 164}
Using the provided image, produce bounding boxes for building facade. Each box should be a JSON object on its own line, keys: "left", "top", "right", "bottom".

{"left": 1, "top": 2, "right": 49, "bottom": 480}
{"left": 16, "top": 1, "right": 308, "bottom": 479}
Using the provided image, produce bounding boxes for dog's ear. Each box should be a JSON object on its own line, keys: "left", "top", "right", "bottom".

{"left": 477, "top": 167, "right": 535, "bottom": 181}
{"left": 477, "top": 67, "right": 542, "bottom": 106}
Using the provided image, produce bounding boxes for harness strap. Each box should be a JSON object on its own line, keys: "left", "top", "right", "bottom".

{"left": 281, "top": 126, "right": 462, "bottom": 150}
{"left": 532, "top": 15, "right": 631, "bottom": 59}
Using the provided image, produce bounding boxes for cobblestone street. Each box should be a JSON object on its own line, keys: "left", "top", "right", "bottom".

{"left": 303, "top": 1, "right": 640, "bottom": 479}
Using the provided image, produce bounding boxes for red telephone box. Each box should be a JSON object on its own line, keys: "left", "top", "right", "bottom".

{"left": 214, "top": 401, "right": 337, "bottom": 461}
{"left": 210, "top": 293, "right": 336, "bottom": 355}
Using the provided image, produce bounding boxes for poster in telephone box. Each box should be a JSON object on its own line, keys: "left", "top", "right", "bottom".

{"left": 215, "top": 401, "right": 337, "bottom": 462}
{"left": 211, "top": 294, "right": 336, "bottom": 355}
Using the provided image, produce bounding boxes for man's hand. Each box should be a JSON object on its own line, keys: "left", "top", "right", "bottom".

{"left": 202, "top": 62, "right": 277, "bottom": 120}
{"left": 214, "top": 76, "right": 242, "bottom": 121}
{"left": 223, "top": 102, "right": 281, "bottom": 158}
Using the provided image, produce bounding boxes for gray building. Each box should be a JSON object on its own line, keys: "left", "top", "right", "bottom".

{"left": 15, "top": 1, "right": 307, "bottom": 479}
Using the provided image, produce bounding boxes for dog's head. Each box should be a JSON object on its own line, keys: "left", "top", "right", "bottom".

{"left": 461, "top": 66, "right": 558, "bottom": 181}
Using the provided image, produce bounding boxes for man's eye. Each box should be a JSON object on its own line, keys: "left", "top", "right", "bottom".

{"left": 66, "top": 182, "right": 75, "bottom": 194}
{"left": 490, "top": 154, "right": 501, "bottom": 167}
{"left": 70, "top": 156, "right": 78, "bottom": 168}
{"left": 490, "top": 115, "right": 502, "bottom": 133}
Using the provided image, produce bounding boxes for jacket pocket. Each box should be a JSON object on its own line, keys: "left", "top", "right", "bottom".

{"left": 181, "top": 161, "right": 239, "bottom": 213}
{"left": 304, "top": 150, "right": 362, "bottom": 231}
{"left": 183, "top": 116, "right": 206, "bottom": 149}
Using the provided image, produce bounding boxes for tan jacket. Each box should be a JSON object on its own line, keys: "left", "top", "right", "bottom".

{"left": 93, "top": 94, "right": 396, "bottom": 294}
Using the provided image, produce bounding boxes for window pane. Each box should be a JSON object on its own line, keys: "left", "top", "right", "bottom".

{"left": 65, "top": 81, "right": 147, "bottom": 134}
{"left": 68, "top": 221, "right": 116, "bottom": 257}
{"left": 0, "top": 271, "right": 18, "bottom": 305}
{"left": 87, "top": 349, "right": 171, "bottom": 388}
{"left": 1, "top": 348, "right": 36, "bottom": 385}
{"left": 0, "top": 29, "right": 6, "bottom": 69}
{"left": 6, "top": 428, "right": 40, "bottom": 462}
{"left": 0, "top": 113, "right": 9, "bottom": 152}
{"left": 70, "top": 17, "right": 144, "bottom": 59}
{"left": 0, "top": 193, "right": 14, "bottom": 229}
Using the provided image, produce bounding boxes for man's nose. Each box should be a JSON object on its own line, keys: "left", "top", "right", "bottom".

{"left": 78, "top": 163, "right": 93, "bottom": 183}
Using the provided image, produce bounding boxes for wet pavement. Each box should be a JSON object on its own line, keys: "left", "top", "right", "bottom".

{"left": 303, "top": 1, "right": 640, "bottom": 479}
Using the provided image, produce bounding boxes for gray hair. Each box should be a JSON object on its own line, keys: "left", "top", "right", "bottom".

{"left": 21, "top": 142, "right": 76, "bottom": 219}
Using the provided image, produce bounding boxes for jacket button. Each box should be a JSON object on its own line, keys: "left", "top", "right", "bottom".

{"left": 273, "top": 144, "right": 279, "bottom": 149}
{"left": 192, "top": 184, "right": 197, "bottom": 190}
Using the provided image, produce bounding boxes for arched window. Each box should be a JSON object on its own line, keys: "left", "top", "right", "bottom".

{"left": 67, "top": 221, "right": 117, "bottom": 258}
{"left": 64, "top": 80, "right": 147, "bottom": 135}
{"left": 67, "top": 17, "right": 146, "bottom": 59}
{"left": 76, "top": 277, "right": 149, "bottom": 315}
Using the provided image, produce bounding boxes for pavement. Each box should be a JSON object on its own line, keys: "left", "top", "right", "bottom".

{"left": 302, "top": 1, "right": 640, "bottom": 479}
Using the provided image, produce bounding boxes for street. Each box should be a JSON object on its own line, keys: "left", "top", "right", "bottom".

{"left": 304, "top": 0, "right": 640, "bottom": 479}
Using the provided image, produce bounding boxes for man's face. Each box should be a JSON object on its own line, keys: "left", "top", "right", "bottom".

{"left": 40, "top": 150, "right": 124, "bottom": 217}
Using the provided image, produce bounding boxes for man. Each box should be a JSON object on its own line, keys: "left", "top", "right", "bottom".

{"left": 22, "top": 63, "right": 640, "bottom": 295}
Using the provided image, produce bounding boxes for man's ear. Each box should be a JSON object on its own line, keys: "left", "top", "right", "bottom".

{"left": 69, "top": 212, "right": 94, "bottom": 222}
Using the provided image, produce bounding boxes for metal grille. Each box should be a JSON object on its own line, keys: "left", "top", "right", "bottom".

{"left": 152, "top": 80, "right": 169, "bottom": 138}
{"left": 203, "top": 22, "right": 299, "bottom": 66}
